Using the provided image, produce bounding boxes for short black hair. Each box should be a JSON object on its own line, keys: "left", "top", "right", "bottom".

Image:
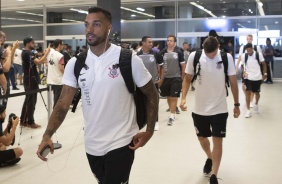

{"left": 183, "top": 42, "right": 188, "bottom": 45}
{"left": 167, "top": 34, "right": 177, "bottom": 42}
{"left": 54, "top": 39, "right": 63, "bottom": 49}
{"left": 245, "top": 43, "right": 253, "bottom": 49}
{"left": 203, "top": 36, "right": 219, "bottom": 53}
{"left": 131, "top": 42, "right": 138, "bottom": 50}
{"left": 209, "top": 30, "right": 218, "bottom": 37}
{"left": 153, "top": 41, "right": 159, "bottom": 47}
{"left": 23, "top": 37, "right": 34, "bottom": 46}
{"left": 88, "top": 7, "right": 112, "bottom": 23}
{"left": 142, "top": 36, "right": 151, "bottom": 42}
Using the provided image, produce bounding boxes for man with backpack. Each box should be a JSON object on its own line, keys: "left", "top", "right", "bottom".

{"left": 180, "top": 36, "right": 240, "bottom": 184}
{"left": 37, "top": 7, "right": 158, "bottom": 184}
{"left": 137, "top": 36, "right": 164, "bottom": 131}
{"left": 240, "top": 43, "right": 267, "bottom": 118}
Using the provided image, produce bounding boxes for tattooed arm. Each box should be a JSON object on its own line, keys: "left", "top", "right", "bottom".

{"left": 129, "top": 79, "right": 159, "bottom": 150}
{"left": 37, "top": 85, "right": 77, "bottom": 161}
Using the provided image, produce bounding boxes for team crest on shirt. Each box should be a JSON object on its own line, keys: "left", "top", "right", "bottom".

{"left": 150, "top": 56, "right": 155, "bottom": 62}
{"left": 108, "top": 67, "right": 119, "bottom": 78}
{"left": 216, "top": 61, "right": 223, "bottom": 69}
{"left": 173, "top": 54, "right": 178, "bottom": 59}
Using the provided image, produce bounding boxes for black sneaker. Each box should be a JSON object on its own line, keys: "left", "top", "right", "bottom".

{"left": 209, "top": 174, "right": 218, "bottom": 184}
{"left": 203, "top": 158, "right": 212, "bottom": 175}
{"left": 176, "top": 107, "right": 180, "bottom": 114}
{"left": 167, "top": 118, "right": 174, "bottom": 126}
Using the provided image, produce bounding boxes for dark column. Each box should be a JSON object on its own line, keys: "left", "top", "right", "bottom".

{"left": 97, "top": 0, "right": 121, "bottom": 38}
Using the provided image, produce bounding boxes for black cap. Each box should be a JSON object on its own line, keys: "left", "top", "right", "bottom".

{"left": 23, "top": 37, "right": 34, "bottom": 46}
{"left": 0, "top": 104, "right": 6, "bottom": 114}
{"left": 266, "top": 38, "right": 271, "bottom": 41}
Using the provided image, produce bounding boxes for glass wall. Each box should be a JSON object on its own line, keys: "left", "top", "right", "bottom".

{"left": 1, "top": 0, "right": 282, "bottom": 78}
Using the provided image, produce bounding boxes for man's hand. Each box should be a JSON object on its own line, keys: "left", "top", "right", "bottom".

{"left": 37, "top": 136, "right": 54, "bottom": 161}
{"left": 180, "top": 99, "right": 187, "bottom": 111}
{"left": 12, "top": 41, "right": 19, "bottom": 51}
{"left": 157, "top": 79, "right": 163, "bottom": 88}
{"left": 11, "top": 117, "right": 19, "bottom": 128}
{"left": 233, "top": 106, "right": 240, "bottom": 118}
{"left": 263, "top": 75, "right": 267, "bottom": 81}
{"left": 129, "top": 131, "right": 153, "bottom": 150}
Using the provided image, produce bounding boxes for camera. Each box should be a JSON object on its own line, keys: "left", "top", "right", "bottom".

{"left": 8, "top": 113, "right": 17, "bottom": 146}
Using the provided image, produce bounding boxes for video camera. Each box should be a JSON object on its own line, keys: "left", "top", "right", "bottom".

{"left": 7, "top": 113, "right": 17, "bottom": 146}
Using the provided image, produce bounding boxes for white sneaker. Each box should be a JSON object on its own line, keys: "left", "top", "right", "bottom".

{"left": 167, "top": 118, "right": 174, "bottom": 126}
{"left": 154, "top": 122, "right": 159, "bottom": 131}
{"left": 254, "top": 104, "right": 259, "bottom": 113}
{"left": 245, "top": 110, "right": 252, "bottom": 118}
{"left": 250, "top": 102, "right": 253, "bottom": 108}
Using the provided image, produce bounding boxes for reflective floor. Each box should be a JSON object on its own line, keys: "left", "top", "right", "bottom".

{"left": 1, "top": 80, "right": 281, "bottom": 184}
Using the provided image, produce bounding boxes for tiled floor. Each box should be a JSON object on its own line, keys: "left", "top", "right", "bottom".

{"left": 1, "top": 80, "right": 281, "bottom": 184}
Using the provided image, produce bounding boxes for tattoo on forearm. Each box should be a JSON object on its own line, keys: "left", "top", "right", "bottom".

{"left": 139, "top": 80, "right": 159, "bottom": 132}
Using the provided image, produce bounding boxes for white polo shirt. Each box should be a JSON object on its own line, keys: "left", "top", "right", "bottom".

{"left": 186, "top": 50, "right": 236, "bottom": 116}
{"left": 62, "top": 44, "right": 151, "bottom": 156}
{"left": 241, "top": 51, "right": 264, "bottom": 81}
{"left": 47, "top": 49, "right": 64, "bottom": 85}
{"left": 13, "top": 49, "right": 23, "bottom": 65}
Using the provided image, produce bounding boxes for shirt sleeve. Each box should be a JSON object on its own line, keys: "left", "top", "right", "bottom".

{"left": 227, "top": 53, "right": 236, "bottom": 76}
{"left": 185, "top": 51, "right": 196, "bottom": 75}
{"left": 178, "top": 50, "right": 185, "bottom": 64}
{"left": 62, "top": 57, "right": 78, "bottom": 88}
{"left": 238, "top": 46, "right": 244, "bottom": 56}
{"left": 0, "top": 124, "right": 4, "bottom": 137}
{"left": 131, "top": 53, "right": 152, "bottom": 88}
{"left": 259, "top": 52, "right": 265, "bottom": 62}
{"left": 241, "top": 53, "right": 246, "bottom": 65}
{"left": 156, "top": 52, "right": 164, "bottom": 65}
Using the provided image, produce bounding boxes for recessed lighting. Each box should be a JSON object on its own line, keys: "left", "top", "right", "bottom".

{"left": 222, "top": 16, "right": 226, "bottom": 18}
{"left": 247, "top": 20, "right": 251, "bottom": 23}
{"left": 17, "top": 0, "right": 25, "bottom": 1}
{"left": 136, "top": 7, "right": 145, "bottom": 12}
{"left": 275, "top": 21, "right": 279, "bottom": 24}
{"left": 131, "top": 14, "right": 136, "bottom": 17}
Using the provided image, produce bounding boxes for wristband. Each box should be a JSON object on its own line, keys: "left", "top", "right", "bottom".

{"left": 234, "top": 103, "right": 240, "bottom": 107}
{"left": 264, "top": 73, "right": 267, "bottom": 75}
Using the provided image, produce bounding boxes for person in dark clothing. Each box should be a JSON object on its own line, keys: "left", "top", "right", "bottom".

{"left": 263, "top": 38, "right": 274, "bottom": 84}
{"left": 20, "top": 37, "right": 50, "bottom": 129}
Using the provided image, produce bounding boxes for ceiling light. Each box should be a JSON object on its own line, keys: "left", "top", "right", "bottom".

{"left": 70, "top": 8, "right": 88, "bottom": 14}
{"left": 275, "top": 21, "right": 279, "bottom": 24}
{"left": 121, "top": 7, "right": 155, "bottom": 18}
{"left": 131, "top": 14, "right": 136, "bottom": 17}
{"left": 247, "top": 20, "right": 251, "bottom": 23}
{"left": 16, "top": 11, "right": 43, "bottom": 17}
{"left": 190, "top": 2, "right": 217, "bottom": 18}
{"left": 222, "top": 16, "right": 226, "bottom": 18}
{"left": 17, "top": 0, "right": 25, "bottom": 1}
{"left": 136, "top": 7, "right": 145, "bottom": 12}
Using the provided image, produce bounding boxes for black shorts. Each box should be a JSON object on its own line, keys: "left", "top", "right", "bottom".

{"left": 160, "top": 77, "right": 182, "bottom": 97}
{"left": 0, "top": 149, "right": 16, "bottom": 164}
{"left": 192, "top": 112, "right": 228, "bottom": 138}
{"left": 244, "top": 79, "right": 262, "bottom": 92}
{"left": 86, "top": 142, "right": 135, "bottom": 184}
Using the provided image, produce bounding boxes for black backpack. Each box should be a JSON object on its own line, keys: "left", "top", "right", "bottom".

{"left": 71, "top": 48, "right": 147, "bottom": 130}
{"left": 191, "top": 50, "right": 230, "bottom": 96}
{"left": 244, "top": 52, "right": 263, "bottom": 75}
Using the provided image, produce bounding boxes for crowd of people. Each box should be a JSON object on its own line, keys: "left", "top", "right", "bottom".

{"left": 0, "top": 6, "right": 276, "bottom": 184}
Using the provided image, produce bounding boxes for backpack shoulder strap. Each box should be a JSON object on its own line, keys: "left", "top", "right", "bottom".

{"left": 191, "top": 50, "right": 202, "bottom": 82}
{"left": 254, "top": 45, "right": 257, "bottom": 52}
{"left": 255, "top": 51, "right": 260, "bottom": 63}
{"left": 220, "top": 51, "right": 228, "bottom": 76}
{"left": 245, "top": 53, "right": 248, "bottom": 64}
{"left": 74, "top": 51, "right": 88, "bottom": 83}
{"left": 243, "top": 45, "right": 246, "bottom": 53}
{"left": 118, "top": 48, "right": 134, "bottom": 93}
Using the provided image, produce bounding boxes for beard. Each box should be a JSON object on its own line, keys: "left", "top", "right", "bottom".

{"left": 0, "top": 117, "right": 5, "bottom": 124}
{"left": 86, "top": 33, "right": 108, "bottom": 46}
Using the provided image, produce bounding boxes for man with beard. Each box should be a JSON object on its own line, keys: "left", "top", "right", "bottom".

{"left": 0, "top": 104, "right": 23, "bottom": 167}
{"left": 20, "top": 37, "right": 50, "bottom": 128}
{"left": 37, "top": 7, "right": 158, "bottom": 184}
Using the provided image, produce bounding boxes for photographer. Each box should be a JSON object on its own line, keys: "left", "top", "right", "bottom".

{"left": 0, "top": 104, "right": 23, "bottom": 167}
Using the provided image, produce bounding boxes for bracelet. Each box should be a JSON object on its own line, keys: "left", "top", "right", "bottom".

{"left": 264, "top": 73, "right": 267, "bottom": 75}
{"left": 234, "top": 103, "right": 240, "bottom": 107}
